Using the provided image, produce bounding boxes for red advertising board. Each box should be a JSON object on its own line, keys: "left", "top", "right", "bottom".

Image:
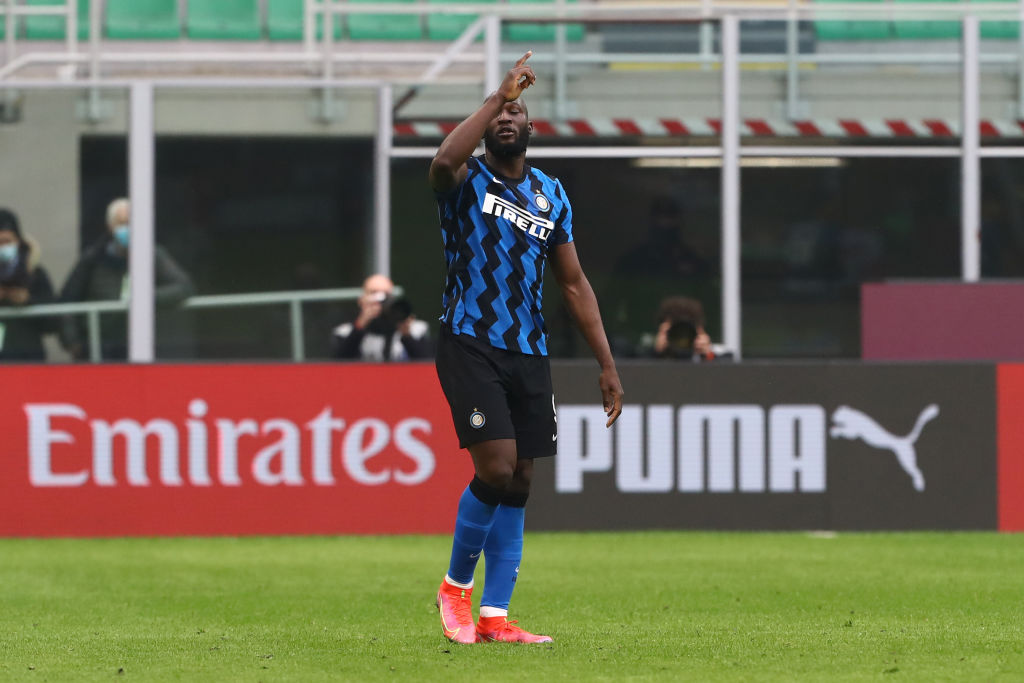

{"left": 998, "top": 364, "right": 1024, "bottom": 532}
{"left": 0, "top": 364, "right": 471, "bottom": 537}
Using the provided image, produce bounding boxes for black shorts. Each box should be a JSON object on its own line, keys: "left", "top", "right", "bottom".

{"left": 435, "top": 327, "right": 557, "bottom": 458}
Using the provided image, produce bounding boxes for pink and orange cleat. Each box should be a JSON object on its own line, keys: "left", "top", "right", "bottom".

{"left": 476, "top": 616, "right": 553, "bottom": 644}
{"left": 436, "top": 581, "right": 477, "bottom": 644}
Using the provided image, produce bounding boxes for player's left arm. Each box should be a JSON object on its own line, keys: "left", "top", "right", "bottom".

{"left": 550, "top": 242, "right": 624, "bottom": 427}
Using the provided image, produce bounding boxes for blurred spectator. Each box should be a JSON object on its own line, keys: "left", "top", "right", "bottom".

{"left": 0, "top": 208, "right": 57, "bottom": 361}
{"left": 618, "top": 196, "right": 710, "bottom": 279}
{"left": 604, "top": 196, "right": 716, "bottom": 355}
{"left": 332, "top": 274, "right": 431, "bottom": 361}
{"left": 981, "top": 186, "right": 1024, "bottom": 276}
{"left": 60, "top": 198, "right": 194, "bottom": 361}
{"left": 643, "top": 296, "right": 729, "bottom": 362}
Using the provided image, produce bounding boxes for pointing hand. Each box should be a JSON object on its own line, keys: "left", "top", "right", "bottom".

{"left": 498, "top": 51, "right": 536, "bottom": 102}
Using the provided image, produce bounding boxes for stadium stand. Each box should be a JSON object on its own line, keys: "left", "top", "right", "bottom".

{"left": 4, "top": 0, "right": 1020, "bottom": 44}
{"left": 266, "top": 0, "right": 303, "bottom": 40}
{"left": 266, "top": 0, "right": 341, "bottom": 40}
{"left": 0, "top": 0, "right": 596, "bottom": 44}
{"left": 24, "top": 0, "right": 89, "bottom": 40}
{"left": 105, "top": 0, "right": 181, "bottom": 40}
{"left": 187, "top": 0, "right": 262, "bottom": 41}
{"left": 347, "top": 0, "right": 422, "bottom": 41}
{"left": 504, "top": 0, "right": 584, "bottom": 42}
{"left": 893, "top": 0, "right": 961, "bottom": 39}
{"left": 976, "top": 0, "right": 1019, "bottom": 39}
{"left": 816, "top": 0, "right": 1019, "bottom": 41}
{"left": 814, "top": 0, "right": 892, "bottom": 41}
{"left": 426, "top": 0, "right": 492, "bottom": 41}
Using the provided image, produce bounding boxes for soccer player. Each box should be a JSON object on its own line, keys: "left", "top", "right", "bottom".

{"left": 430, "top": 52, "right": 624, "bottom": 644}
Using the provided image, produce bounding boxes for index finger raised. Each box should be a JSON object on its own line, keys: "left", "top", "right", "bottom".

{"left": 514, "top": 51, "right": 533, "bottom": 67}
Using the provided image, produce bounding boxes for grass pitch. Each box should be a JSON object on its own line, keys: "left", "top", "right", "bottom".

{"left": 1, "top": 532, "right": 1022, "bottom": 681}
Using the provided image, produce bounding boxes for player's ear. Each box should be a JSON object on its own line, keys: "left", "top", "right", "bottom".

{"left": 527, "top": 119, "right": 535, "bottom": 134}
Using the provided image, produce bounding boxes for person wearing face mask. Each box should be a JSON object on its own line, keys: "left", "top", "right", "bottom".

{"left": 0, "top": 208, "right": 57, "bottom": 361}
{"left": 59, "top": 197, "right": 194, "bottom": 361}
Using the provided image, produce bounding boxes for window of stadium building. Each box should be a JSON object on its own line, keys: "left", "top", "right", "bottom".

{"left": 70, "top": 145, "right": 973, "bottom": 363}
{"left": 81, "top": 136, "right": 373, "bottom": 360}
{"left": 741, "top": 158, "right": 960, "bottom": 358}
{"left": 981, "top": 158, "right": 1024, "bottom": 280}
{"left": 394, "top": 155, "right": 966, "bottom": 360}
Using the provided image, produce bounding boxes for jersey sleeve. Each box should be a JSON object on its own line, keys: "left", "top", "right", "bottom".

{"left": 433, "top": 157, "right": 477, "bottom": 201}
{"left": 551, "top": 179, "right": 574, "bottom": 245}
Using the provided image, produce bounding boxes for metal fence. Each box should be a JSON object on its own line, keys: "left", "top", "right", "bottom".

{"left": 0, "top": 286, "right": 397, "bottom": 362}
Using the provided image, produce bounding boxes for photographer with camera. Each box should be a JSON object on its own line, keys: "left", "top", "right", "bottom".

{"left": 331, "top": 273, "right": 432, "bottom": 361}
{"left": 649, "top": 296, "right": 727, "bottom": 362}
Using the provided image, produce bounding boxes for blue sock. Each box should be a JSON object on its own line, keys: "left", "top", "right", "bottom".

{"left": 480, "top": 503, "right": 525, "bottom": 611}
{"left": 446, "top": 480, "right": 500, "bottom": 585}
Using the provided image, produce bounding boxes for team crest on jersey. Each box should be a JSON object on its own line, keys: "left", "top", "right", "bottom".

{"left": 470, "top": 410, "right": 486, "bottom": 429}
{"left": 534, "top": 194, "right": 550, "bottom": 212}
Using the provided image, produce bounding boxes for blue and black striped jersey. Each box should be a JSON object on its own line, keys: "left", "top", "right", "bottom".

{"left": 437, "top": 155, "right": 574, "bottom": 356}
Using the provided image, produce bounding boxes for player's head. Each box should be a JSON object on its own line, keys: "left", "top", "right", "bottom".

{"left": 483, "top": 98, "right": 533, "bottom": 159}
{"left": 106, "top": 197, "right": 131, "bottom": 250}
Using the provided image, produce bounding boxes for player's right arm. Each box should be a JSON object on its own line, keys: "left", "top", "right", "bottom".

{"left": 428, "top": 52, "right": 536, "bottom": 193}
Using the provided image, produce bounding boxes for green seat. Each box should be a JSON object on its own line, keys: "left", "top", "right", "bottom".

{"left": 267, "top": 0, "right": 341, "bottom": 40}
{"left": 106, "top": 0, "right": 180, "bottom": 39}
{"left": 973, "top": 0, "right": 1019, "bottom": 39}
{"left": 348, "top": 0, "right": 421, "bottom": 40}
{"left": 188, "top": 0, "right": 261, "bottom": 40}
{"left": 268, "top": 0, "right": 304, "bottom": 40}
{"left": 427, "top": 0, "right": 494, "bottom": 40}
{"left": 24, "top": 0, "right": 90, "bottom": 40}
{"left": 893, "top": 0, "right": 960, "bottom": 38}
{"left": 504, "top": 0, "right": 583, "bottom": 42}
{"left": 814, "top": 0, "right": 891, "bottom": 40}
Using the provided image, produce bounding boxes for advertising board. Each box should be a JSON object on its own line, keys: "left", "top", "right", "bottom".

{"left": 0, "top": 362, "right": 1009, "bottom": 535}
{"left": 530, "top": 363, "right": 998, "bottom": 531}
{"left": 0, "top": 364, "right": 470, "bottom": 536}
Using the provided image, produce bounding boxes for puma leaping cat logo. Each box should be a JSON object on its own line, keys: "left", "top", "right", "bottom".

{"left": 829, "top": 404, "right": 939, "bottom": 491}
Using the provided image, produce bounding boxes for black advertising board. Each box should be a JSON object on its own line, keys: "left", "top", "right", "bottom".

{"left": 529, "top": 362, "right": 997, "bottom": 531}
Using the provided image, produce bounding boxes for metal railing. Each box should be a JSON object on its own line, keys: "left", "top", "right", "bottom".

{"left": 0, "top": 286, "right": 399, "bottom": 363}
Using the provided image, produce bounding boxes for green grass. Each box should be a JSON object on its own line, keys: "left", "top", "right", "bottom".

{"left": 1, "top": 532, "right": 1022, "bottom": 681}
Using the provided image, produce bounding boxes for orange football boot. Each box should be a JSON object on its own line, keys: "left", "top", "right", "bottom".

{"left": 476, "top": 616, "right": 552, "bottom": 644}
{"left": 436, "top": 581, "right": 478, "bottom": 644}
